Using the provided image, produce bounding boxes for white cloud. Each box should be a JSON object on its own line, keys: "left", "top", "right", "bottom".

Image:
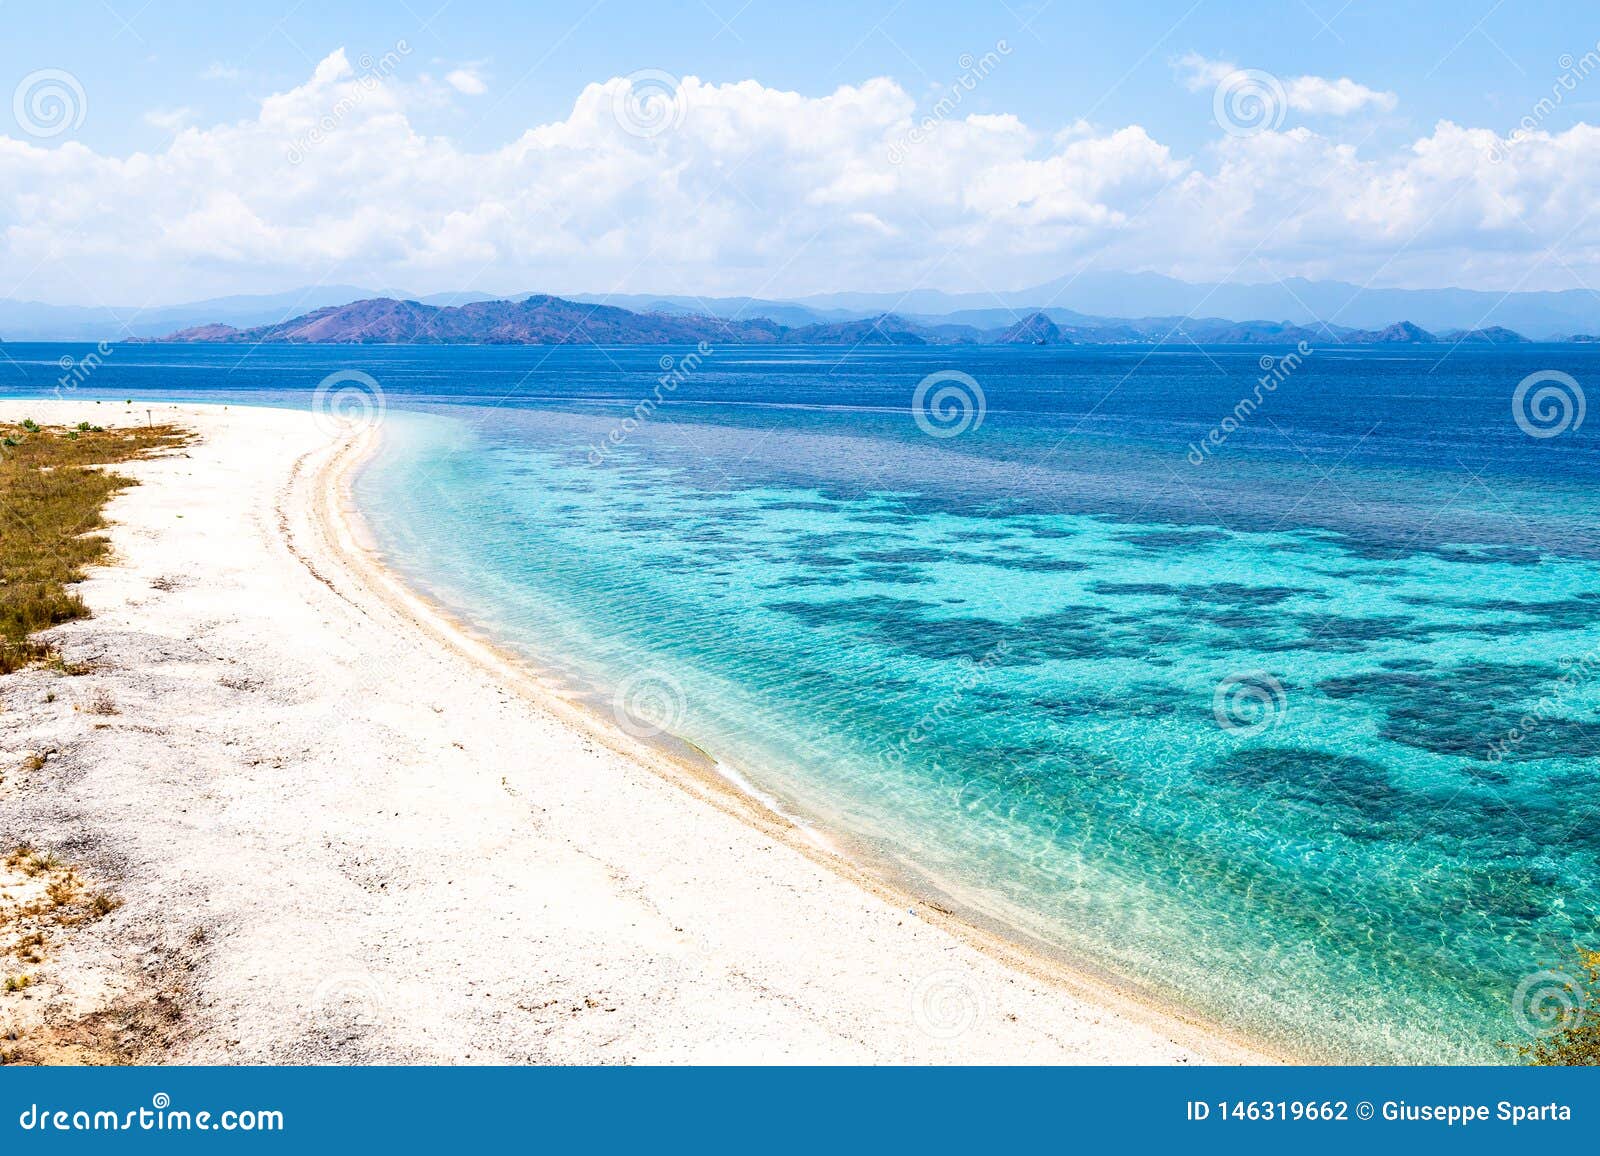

{"left": 1176, "top": 52, "right": 1237, "bottom": 90}
{"left": 201, "top": 62, "right": 241, "bottom": 82}
{"left": 0, "top": 49, "right": 1594, "bottom": 305}
{"left": 1284, "top": 74, "right": 1397, "bottom": 116}
{"left": 446, "top": 67, "right": 487, "bottom": 96}
{"left": 143, "top": 107, "right": 196, "bottom": 132}
{"left": 1176, "top": 53, "right": 1396, "bottom": 116}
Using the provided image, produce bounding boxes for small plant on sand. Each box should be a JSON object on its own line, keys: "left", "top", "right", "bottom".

{"left": 1508, "top": 949, "right": 1600, "bottom": 1066}
{"left": 4, "top": 975, "right": 31, "bottom": 993}
{"left": 84, "top": 688, "right": 118, "bottom": 716}
{"left": 44, "top": 652, "right": 92, "bottom": 676}
{"left": 45, "top": 872, "right": 81, "bottom": 907}
{"left": 15, "top": 932, "right": 45, "bottom": 964}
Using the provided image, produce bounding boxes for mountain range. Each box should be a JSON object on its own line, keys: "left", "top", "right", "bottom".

{"left": 567, "top": 270, "right": 1600, "bottom": 340}
{"left": 5, "top": 269, "right": 1600, "bottom": 343}
{"left": 150, "top": 295, "right": 1548, "bottom": 347}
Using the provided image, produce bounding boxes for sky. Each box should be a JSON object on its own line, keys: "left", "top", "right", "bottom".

{"left": 4, "top": 0, "right": 1600, "bottom": 305}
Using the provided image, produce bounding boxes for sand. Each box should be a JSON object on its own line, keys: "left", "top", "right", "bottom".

{"left": 0, "top": 400, "right": 1266, "bottom": 1064}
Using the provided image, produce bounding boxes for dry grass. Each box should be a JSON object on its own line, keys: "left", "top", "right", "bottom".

{"left": 0, "top": 843, "right": 175, "bottom": 1066}
{"left": 0, "top": 418, "right": 188, "bottom": 674}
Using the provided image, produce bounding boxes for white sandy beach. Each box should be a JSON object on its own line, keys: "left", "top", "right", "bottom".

{"left": 0, "top": 400, "right": 1265, "bottom": 1064}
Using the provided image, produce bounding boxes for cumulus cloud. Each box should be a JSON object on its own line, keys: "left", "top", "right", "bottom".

{"left": 1176, "top": 53, "right": 1396, "bottom": 115}
{"left": 0, "top": 49, "right": 1592, "bottom": 304}
{"left": 1285, "top": 73, "right": 1398, "bottom": 116}
{"left": 445, "top": 67, "right": 487, "bottom": 96}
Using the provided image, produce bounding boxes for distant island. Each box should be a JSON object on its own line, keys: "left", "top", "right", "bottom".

{"left": 12, "top": 268, "right": 1600, "bottom": 342}
{"left": 153, "top": 294, "right": 1539, "bottom": 347}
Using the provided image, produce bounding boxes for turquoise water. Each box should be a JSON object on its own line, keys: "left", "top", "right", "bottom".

{"left": 9, "top": 341, "right": 1595, "bottom": 1061}
{"left": 342, "top": 350, "right": 1600, "bottom": 1064}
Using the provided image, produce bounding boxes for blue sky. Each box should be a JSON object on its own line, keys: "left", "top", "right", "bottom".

{"left": 4, "top": 1, "right": 1600, "bottom": 303}
{"left": 9, "top": 0, "right": 1592, "bottom": 154}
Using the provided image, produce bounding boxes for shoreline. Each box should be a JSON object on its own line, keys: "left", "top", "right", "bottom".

{"left": 314, "top": 416, "right": 1280, "bottom": 1065}
{"left": 3, "top": 399, "right": 1273, "bottom": 1064}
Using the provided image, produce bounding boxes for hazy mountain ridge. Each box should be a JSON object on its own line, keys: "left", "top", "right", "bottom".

{"left": 8, "top": 267, "right": 1598, "bottom": 341}
{"left": 8, "top": 264, "right": 1600, "bottom": 343}
{"left": 788, "top": 270, "right": 1600, "bottom": 337}
{"left": 166, "top": 297, "right": 790, "bottom": 345}
{"left": 153, "top": 295, "right": 1541, "bottom": 347}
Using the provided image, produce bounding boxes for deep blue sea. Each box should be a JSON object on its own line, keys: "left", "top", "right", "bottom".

{"left": 5, "top": 340, "right": 1598, "bottom": 1062}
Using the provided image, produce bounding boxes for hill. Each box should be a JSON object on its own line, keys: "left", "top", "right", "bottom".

{"left": 1341, "top": 321, "right": 1437, "bottom": 343}
{"left": 1436, "top": 326, "right": 1531, "bottom": 344}
{"left": 153, "top": 295, "right": 1532, "bottom": 347}
{"left": 168, "top": 296, "right": 787, "bottom": 345}
{"left": 997, "top": 313, "right": 1068, "bottom": 344}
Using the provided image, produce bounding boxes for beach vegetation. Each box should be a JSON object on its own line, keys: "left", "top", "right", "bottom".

{"left": 45, "top": 873, "right": 80, "bottom": 907}
{"left": 16, "top": 932, "right": 45, "bottom": 963}
{"left": 1511, "top": 949, "right": 1600, "bottom": 1065}
{"left": 0, "top": 418, "right": 187, "bottom": 674}
{"left": 43, "top": 652, "right": 92, "bottom": 676}
{"left": 26, "top": 850, "right": 59, "bottom": 874}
